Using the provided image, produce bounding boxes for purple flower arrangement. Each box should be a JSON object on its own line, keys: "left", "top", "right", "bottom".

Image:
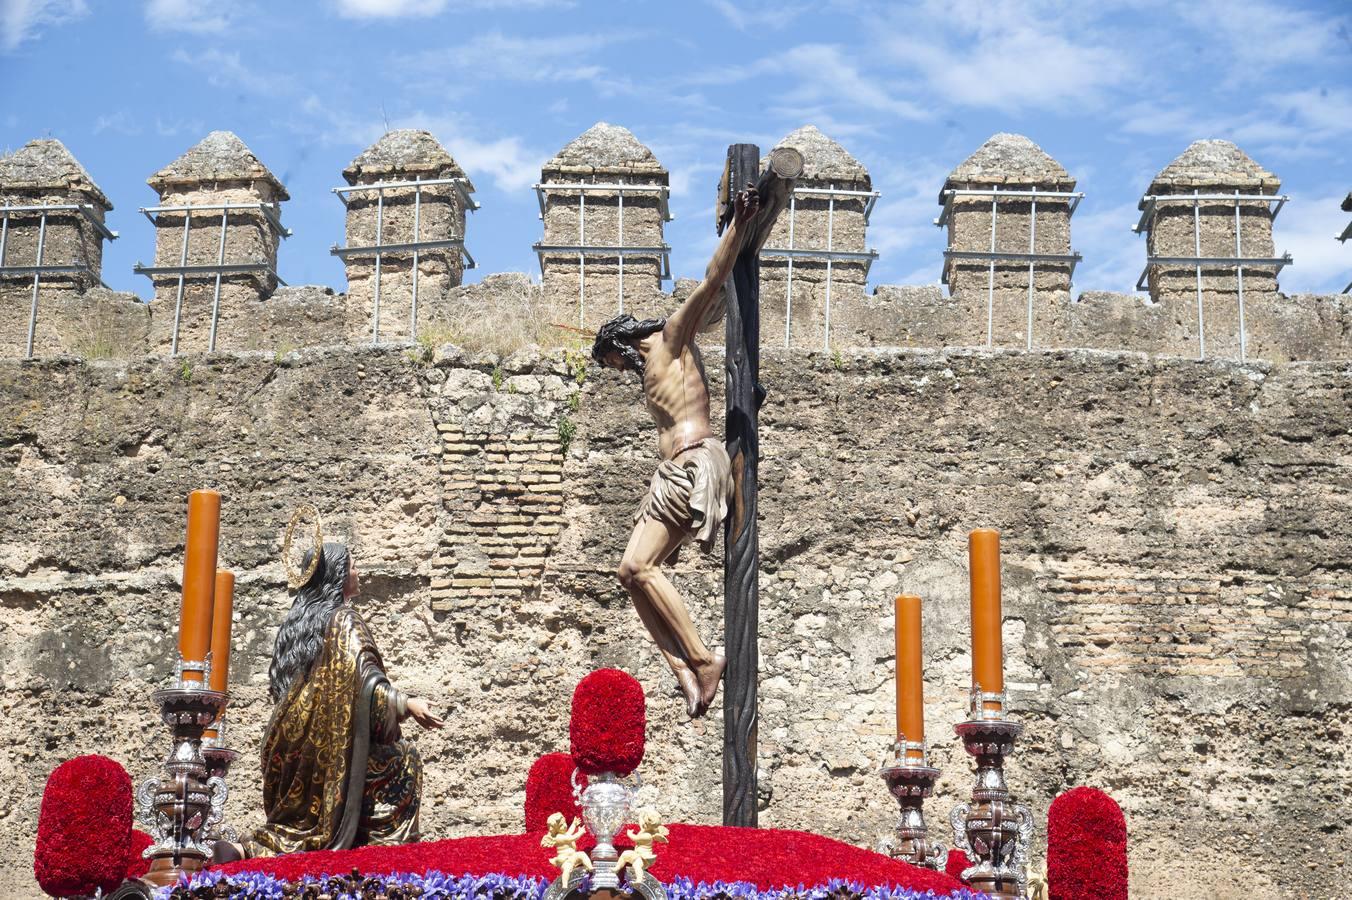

{"left": 163, "top": 871, "right": 987, "bottom": 900}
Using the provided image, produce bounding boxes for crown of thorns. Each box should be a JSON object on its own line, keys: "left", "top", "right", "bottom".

{"left": 282, "top": 505, "right": 324, "bottom": 590}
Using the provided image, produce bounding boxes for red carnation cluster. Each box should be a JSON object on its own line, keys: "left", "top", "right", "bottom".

{"left": 34, "top": 755, "right": 134, "bottom": 898}
{"left": 221, "top": 824, "right": 966, "bottom": 894}
{"left": 569, "top": 669, "right": 646, "bottom": 776}
{"left": 1048, "top": 786, "right": 1128, "bottom": 900}
{"left": 524, "top": 752, "right": 586, "bottom": 832}
{"left": 944, "top": 849, "right": 973, "bottom": 882}
{"left": 125, "top": 829, "right": 155, "bottom": 880}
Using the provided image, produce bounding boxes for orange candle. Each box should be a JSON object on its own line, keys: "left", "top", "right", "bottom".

{"left": 969, "top": 528, "right": 1003, "bottom": 712}
{"left": 204, "top": 570, "right": 234, "bottom": 739}
{"left": 178, "top": 489, "right": 220, "bottom": 684}
{"left": 894, "top": 594, "right": 924, "bottom": 759}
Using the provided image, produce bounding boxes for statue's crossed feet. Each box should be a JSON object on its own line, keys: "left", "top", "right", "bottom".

{"left": 690, "top": 653, "right": 726, "bottom": 719}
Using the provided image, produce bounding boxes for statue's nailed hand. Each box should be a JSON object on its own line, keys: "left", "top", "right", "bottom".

{"left": 734, "top": 182, "right": 759, "bottom": 227}
{"left": 406, "top": 697, "right": 445, "bottom": 730}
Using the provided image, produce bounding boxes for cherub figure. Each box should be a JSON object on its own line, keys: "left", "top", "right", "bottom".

{"left": 616, "top": 807, "right": 669, "bottom": 885}
{"left": 542, "top": 812, "right": 593, "bottom": 885}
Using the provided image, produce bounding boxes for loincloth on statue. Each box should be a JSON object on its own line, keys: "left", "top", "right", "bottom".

{"left": 634, "top": 436, "right": 732, "bottom": 555}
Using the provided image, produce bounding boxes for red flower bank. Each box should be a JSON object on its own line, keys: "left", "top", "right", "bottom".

{"left": 1047, "top": 786, "right": 1128, "bottom": 900}
{"left": 569, "top": 668, "right": 646, "bottom": 776}
{"left": 220, "top": 823, "right": 967, "bottom": 895}
{"left": 34, "top": 755, "right": 134, "bottom": 898}
{"left": 524, "top": 752, "right": 586, "bottom": 832}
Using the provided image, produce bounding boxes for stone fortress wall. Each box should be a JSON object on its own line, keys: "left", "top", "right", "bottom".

{"left": 0, "top": 124, "right": 1350, "bottom": 900}
{"left": 1, "top": 123, "right": 1349, "bottom": 361}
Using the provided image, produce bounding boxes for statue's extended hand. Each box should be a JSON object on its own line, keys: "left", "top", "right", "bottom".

{"left": 406, "top": 697, "right": 445, "bottom": 730}
{"left": 734, "top": 182, "right": 759, "bottom": 227}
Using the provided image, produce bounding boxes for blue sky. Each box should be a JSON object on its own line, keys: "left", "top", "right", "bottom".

{"left": 2, "top": 0, "right": 1349, "bottom": 298}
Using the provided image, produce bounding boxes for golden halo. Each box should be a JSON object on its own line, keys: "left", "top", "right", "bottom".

{"left": 282, "top": 505, "right": 324, "bottom": 590}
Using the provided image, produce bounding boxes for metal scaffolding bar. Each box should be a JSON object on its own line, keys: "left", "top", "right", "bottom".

{"left": 335, "top": 176, "right": 478, "bottom": 211}
{"left": 26, "top": 211, "right": 47, "bottom": 359}
{"left": 330, "top": 176, "right": 476, "bottom": 343}
{"left": 935, "top": 186, "right": 1084, "bottom": 350}
{"left": 533, "top": 181, "right": 674, "bottom": 320}
{"left": 0, "top": 202, "right": 119, "bottom": 359}
{"left": 1133, "top": 188, "right": 1293, "bottom": 360}
{"left": 0, "top": 203, "right": 119, "bottom": 241}
{"left": 759, "top": 183, "right": 881, "bottom": 348}
{"left": 935, "top": 188, "right": 1083, "bottom": 228}
{"left": 136, "top": 201, "right": 290, "bottom": 355}
{"left": 1133, "top": 193, "right": 1288, "bottom": 236}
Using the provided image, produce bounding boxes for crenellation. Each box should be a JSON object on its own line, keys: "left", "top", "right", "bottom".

{"left": 0, "top": 125, "right": 1348, "bottom": 364}
{"left": 338, "top": 129, "right": 475, "bottom": 343}
{"left": 0, "top": 139, "right": 134, "bottom": 358}
{"left": 140, "top": 131, "right": 290, "bottom": 353}
{"left": 759, "top": 126, "right": 877, "bottom": 350}
{"left": 938, "top": 133, "right": 1080, "bottom": 350}
{"left": 535, "top": 123, "right": 672, "bottom": 326}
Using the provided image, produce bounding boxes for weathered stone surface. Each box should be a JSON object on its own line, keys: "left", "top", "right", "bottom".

{"left": 759, "top": 126, "right": 874, "bottom": 350}
{"left": 0, "top": 286, "right": 147, "bottom": 359}
{"left": 944, "top": 133, "right": 1073, "bottom": 194}
{"left": 0, "top": 345, "right": 1349, "bottom": 898}
{"left": 148, "top": 131, "right": 288, "bottom": 198}
{"left": 341, "top": 131, "right": 475, "bottom": 342}
{"left": 0, "top": 139, "right": 110, "bottom": 209}
{"left": 0, "top": 139, "right": 114, "bottom": 296}
{"left": 941, "top": 133, "right": 1077, "bottom": 308}
{"left": 143, "top": 133, "right": 290, "bottom": 352}
{"left": 543, "top": 122, "right": 665, "bottom": 175}
{"left": 1148, "top": 139, "right": 1279, "bottom": 193}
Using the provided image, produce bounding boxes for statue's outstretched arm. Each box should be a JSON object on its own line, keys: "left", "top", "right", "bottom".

{"left": 664, "top": 184, "right": 760, "bottom": 348}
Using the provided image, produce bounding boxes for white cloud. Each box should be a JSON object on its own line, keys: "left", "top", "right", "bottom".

{"left": 145, "top": 0, "right": 245, "bottom": 34}
{"left": 333, "top": 0, "right": 567, "bottom": 17}
{"left": 1, "top": 0, "right": 87, "bottom": 52}
{"left": 1273, "top": 190, "right": 1352, "bottom": 295}
{"left": 706, "top": 0, "right": 810, "bottom": 31}
{"left": 333, "top": 0, "right": 445, "bottom": 16}
{"left": 411, "top": 29, "right": 642, "bottom": 85}
{"left": 1174, "top": 0, "right": 1349, "bottom": 83}
{"left": 878, "top": 1, "right": 1129, "bottom": 111}
{"left": 93, "top": 110, "right": 141, "bottom": 136}
{"left": 171, "top": 47, "right": 278, "bottom": 95}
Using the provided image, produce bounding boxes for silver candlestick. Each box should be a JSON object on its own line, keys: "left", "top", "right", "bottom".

{"left": 880, "top": 737, "right": 944, "bottom": 870}
{"left": 949, "top": 687, "right": 1033, "bottom": 900}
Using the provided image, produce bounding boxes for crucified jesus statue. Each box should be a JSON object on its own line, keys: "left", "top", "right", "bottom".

{"left": 591, "top": 183, "right": 762, "bottom": 719}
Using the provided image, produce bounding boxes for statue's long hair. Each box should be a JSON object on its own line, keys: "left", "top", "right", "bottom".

{"left": 591, "top": 314, "right": 666, "bottom": 379}
{"left": 267, "top": 542, "right": 350, "bottom": 702}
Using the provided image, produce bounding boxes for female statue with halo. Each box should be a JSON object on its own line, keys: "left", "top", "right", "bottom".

{"left": 214, "top": 507, "right": 443, "bottom": 861}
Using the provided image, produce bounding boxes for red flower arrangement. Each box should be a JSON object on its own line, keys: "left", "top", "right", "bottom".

{"left": 569, "top": 669, "right": 645, "bottom": 776}
{"left": 524, "top": 752, "right": 586, "bottom": 832}
{"left": 944, "top": 849, "right": 973, "bottom": 882}
{"left": 1047, "top": 786, "right": 1127, "bottom": 900}
{"left": 219, "top": 823, "right": 967, "bottom": 894}
{"left": 34, "top": 754, "right": 134, "bottom": 898}
{"left": 125, "top": 829, "right": 155, "bottom": 880}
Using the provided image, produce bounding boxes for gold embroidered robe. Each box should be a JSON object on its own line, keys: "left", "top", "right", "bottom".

{"left": 243, "top": 606, "right": 422, "bottom": 856}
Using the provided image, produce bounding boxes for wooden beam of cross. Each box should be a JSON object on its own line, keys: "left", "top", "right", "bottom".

{"left": 721, "top": 142, "right": 803, "bottom": 827}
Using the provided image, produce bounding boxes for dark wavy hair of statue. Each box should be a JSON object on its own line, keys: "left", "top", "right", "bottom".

{"left": 591, "top": 314, "right": 666, "bottom": 379}
{"left": 267, "top": 542, "right": 350, "bottom": 702}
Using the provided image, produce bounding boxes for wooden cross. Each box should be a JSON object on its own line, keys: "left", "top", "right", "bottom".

{"left": 720, "top": 142, "right": 802, "bottom": 827}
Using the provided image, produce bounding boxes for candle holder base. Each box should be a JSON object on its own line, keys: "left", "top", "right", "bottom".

{"left": 135, "top": 687, "right": 229, "bottom": 889}
{"left": 880, "top": 740, "right": 943, "bottom": 870}
{"left": 950, "top": 708, "right": 1033, "bottom": 900}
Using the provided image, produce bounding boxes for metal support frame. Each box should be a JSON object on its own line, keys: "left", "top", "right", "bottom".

{"left": 134, "top": 202, "right": 291, "bottom": 355}
{"left": 1339, "top": 198, "right": 1351, "bottom": 293}
{"left": 935, "top": 187, "right": 1085, "bottom": 351}
{"left": 531, "top": 181, "right": 674, "bottom": 324}
{"left": 332, "top": 176, "right": 478, "bottom": 345}
{"left": 1133, "top": 191, "right": 1292, "bottom": 361}
{"left": 0, "top": 202, "right": 119, "bottom": 360}
{"left": 760, "top": 183, "right": 881, "bottom": 348}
